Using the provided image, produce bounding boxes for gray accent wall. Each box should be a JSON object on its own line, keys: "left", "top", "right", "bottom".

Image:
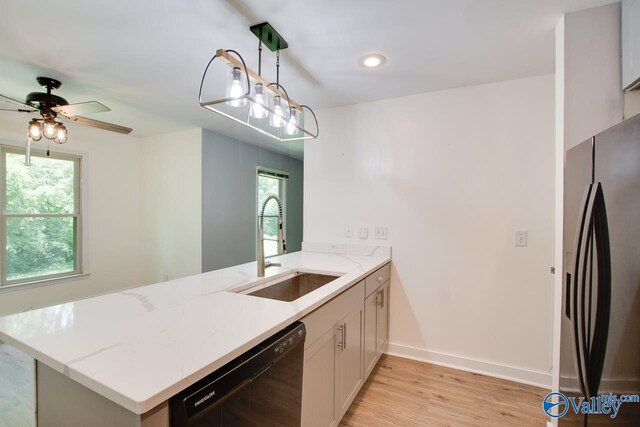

{"left": 202, "top": 130, "right": 303, "bottom": 272}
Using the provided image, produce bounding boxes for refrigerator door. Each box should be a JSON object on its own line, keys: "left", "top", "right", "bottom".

{"left": 561, "top": 114, "right": 640, "bottom": 426}
{"left": 561, "top": 139, "right": 595, "bottom": 426}
{"left": 591, "top": 114, "right": 640, "bottom": 424}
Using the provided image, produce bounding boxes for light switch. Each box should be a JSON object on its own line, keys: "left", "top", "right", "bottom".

{"left": 515, "top": 230, "right": 527, "bottom": 247}
{"left": 345, "top": 227, "right": 353, "bottom": 238}
{"left": 359, "top": 227, "right": 368, "bottom": 239}
{"left": 375, "top": 227, "right": 388, "bottom": 240}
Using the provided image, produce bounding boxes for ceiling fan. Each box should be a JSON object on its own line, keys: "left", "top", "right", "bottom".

{"left": 0, "top": 76, "right": 132, "bottom": 144}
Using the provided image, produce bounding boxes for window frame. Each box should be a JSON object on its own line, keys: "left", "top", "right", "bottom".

{"left": 256, "top": 167, "right": 288, "bottom": 258}
{"left": 0, "top": 144, "right": 84, "bottom": 288}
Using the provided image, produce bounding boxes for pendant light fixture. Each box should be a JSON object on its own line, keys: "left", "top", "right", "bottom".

{"left": 198, "top": 22, "right": 319, "bottom": 142}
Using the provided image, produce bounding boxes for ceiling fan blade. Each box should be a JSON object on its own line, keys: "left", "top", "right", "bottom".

{"left": 0, "top": 108, "right": 36, "bottom": 113}
{"left": 0, "top": 93, "right": 37, "bottom": 112}
{"left": 68, "top": 116, "right": 132, "bottom": 135}
{"left": 52, "top": 101, "right": 110, "bottom": 117}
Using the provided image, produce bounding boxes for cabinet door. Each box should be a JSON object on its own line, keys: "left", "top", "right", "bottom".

{"left": 376, "top": 283, "right": 390, "bottom": 355}
{"left": 363, "top": 291, "right": 378, "bottom": 378}
{"left": 302, "top": 326, "right": 339, "bottom": 427}
{"left": 337, "top": 303, "right": 364, "bottom": 419}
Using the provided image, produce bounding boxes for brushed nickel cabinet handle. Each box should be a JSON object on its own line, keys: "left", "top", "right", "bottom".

{"left": 343, "top": 322, "right": 347, "bottom": 351}
{"left": 377, "top": 276, "right": 383, "bottom": 283}
{"left": 337, "top": 324, "right": 344, "bottom": 349}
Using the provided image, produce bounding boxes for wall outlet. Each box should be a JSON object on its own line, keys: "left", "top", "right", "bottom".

{"left": 515, "top": 230, "right": 527, "bottom": 247}
{"left": 345, "top": 227, "right": 353, "bottom": 238}
{"left": 359, "top": 227, "right": 368, "bottom": 239}
{"left": 374, "top": 226, "right": 388, "bottom": 240}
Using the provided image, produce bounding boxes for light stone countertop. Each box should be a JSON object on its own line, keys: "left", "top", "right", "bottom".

{"left": 0, "top": 243, "right": 391, "bottom": 415}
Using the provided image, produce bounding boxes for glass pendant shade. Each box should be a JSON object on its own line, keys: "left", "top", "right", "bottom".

{"left": 43, "top": 119, "right": 57, "bottom": 139}
{"left": 226, "top": 67, "right": 246, "bottom": 108}
{"left": 285, "top": 107, "right": 298, "bottom": 135}
{"left": 269, "top": 95, "right": 286, "bottom": 128}
{"left": 28, "top": 119, "right": 43, "bottom": 141}
{"left": 249, "top": 83, "right": 268, "bottom": 119}
{"left": 54, "top": 124, "right": 68, "bottom": 144}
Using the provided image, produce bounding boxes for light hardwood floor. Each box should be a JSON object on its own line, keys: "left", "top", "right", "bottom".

{"left": 0, "top": 342, "right": 35, "bottom": 427}
{"left": 340, "top": 355, "right": 549, "bottom": 427}
{"left": 0, "top": 345, "right": 549, "bottom": 427}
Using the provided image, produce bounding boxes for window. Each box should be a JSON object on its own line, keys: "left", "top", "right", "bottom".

{"left": 257, "top": 168, "right": 287, "bottom": 258}
{"left": 1, "top": 145, "right": 82, "bottom": 287}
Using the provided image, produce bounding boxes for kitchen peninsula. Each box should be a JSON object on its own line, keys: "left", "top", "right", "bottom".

{"left": 0, "top": 243, "right": 390, "bottom": 426}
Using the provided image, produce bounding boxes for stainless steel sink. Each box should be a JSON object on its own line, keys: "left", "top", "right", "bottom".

{"left": 239, "top": 272, "right": 342, "bottom": 302}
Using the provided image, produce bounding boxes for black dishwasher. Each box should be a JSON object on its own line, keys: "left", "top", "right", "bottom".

{"left": 170, "top": 322, "right": 306, "bottom": 427}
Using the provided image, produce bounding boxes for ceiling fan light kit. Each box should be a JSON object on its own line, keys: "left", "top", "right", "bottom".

{"left": 198, "top": 22, "right": 319, "bottom": 142}
{"left": 0, "top": 76, "right": 133, "bottom": 163}
{"left": 28, "top": 116, "right": 68, "bottom": 144}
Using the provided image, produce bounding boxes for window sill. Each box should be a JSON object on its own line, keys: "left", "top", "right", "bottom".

{"left": 0, "top": 273, "right": 91, "bottom": 294}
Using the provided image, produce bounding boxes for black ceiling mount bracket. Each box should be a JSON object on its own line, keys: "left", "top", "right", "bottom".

{"left": 36, "top": 77, "right": 62, "bottom": 93}
{"left": 249, "top": 22, "right": 288, "bottom": 52}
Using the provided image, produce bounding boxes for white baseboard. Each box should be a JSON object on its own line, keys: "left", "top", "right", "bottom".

{"left": 387, "top": 342, "right": 552, "bottom": 389}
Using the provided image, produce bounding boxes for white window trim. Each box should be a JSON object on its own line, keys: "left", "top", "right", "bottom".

{"left": 256, "top": 166, "right": 288, "bottom": 258}
{"left": 0, "top": 144, "right": 88, "bottom": 289}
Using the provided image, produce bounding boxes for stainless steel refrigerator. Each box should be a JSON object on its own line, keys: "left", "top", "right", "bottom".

{"left": 560, "top": 113, "right": 640, "bottom": 426}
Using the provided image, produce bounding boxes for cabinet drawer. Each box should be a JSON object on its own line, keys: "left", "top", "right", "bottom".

{"left": 365, "top": 263, "right": 390, "bottom": 297}
{"left": 301, "top": 280, "right": 365, "bottom": 348}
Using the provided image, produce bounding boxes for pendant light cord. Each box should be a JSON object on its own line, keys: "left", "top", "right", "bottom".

{"left": 276, "top": 50, "right": 280, "bottom": 87}
{"left": 258, "top": 39, "right": 262, "bottom": 76}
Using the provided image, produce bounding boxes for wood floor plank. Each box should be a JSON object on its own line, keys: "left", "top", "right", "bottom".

{"left": 0, "top": 342, "right": 35, "bottom": 427}
{"left": 340, "top": 355, "right": 549, "bottom": 427}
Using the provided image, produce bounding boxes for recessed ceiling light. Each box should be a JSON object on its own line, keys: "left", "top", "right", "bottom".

{"left": 360, "top": 54, "right": 387, "bottom": 68}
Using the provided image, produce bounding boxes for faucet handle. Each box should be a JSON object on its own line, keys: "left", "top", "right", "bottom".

{"left": 266, "top": 261, "right": 282, "bottom": 268}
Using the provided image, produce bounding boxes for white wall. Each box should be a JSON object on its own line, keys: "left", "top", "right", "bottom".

{"left": 305, "top": 74, "right": 555, "bottom": 386}
{"left": 552, "top": 3, "right": 625, "bottom": 400}
{"left": 0, "top": 114, "right": 145, "bottom": 317}
{"left": 141, "top": 128, "right": 202, "bottom": 284}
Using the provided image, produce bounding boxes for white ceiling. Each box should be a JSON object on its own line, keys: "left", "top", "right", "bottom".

{"left": 0, "top": 0, "right": 616, "bottom": 158}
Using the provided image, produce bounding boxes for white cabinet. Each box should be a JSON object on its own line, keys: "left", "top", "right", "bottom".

{"left": 337, "top": 303, "right": 364, "bottom": 418}
{"left": 364, "top": 275, "right": 390, "bottom": 378}
{"left": 301, "top": 263, "right": 391, "bottom": 427}
{"left": 376, "top": 282, "right": 390, "bottom": 354}
{"left": 302, "top": 327, "right": 339, "bottom": 427}
{"left": 363, "top": 289, "right": 379, "bottom": 378}
{"left": 301, "top": 281, "right": 364, "bottom": 427}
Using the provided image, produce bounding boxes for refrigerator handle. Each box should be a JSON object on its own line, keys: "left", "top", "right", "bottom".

{"left": 585, "top": 183, "right": 611, "bottom": 398}
{"left": 565, "top": 273, "right": 572, "bottom": 318}
{"left": 570, "top": 184, "right": 593, "bottom": 397}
